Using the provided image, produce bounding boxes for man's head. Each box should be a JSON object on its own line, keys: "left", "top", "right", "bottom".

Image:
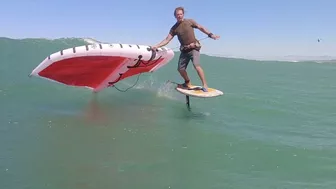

{"left": 174, "top": 6, "right": 184, "bottom": 22}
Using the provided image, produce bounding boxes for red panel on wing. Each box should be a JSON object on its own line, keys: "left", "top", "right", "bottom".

{"left": 38, "top": 56, "right": 127, "bottom": 89}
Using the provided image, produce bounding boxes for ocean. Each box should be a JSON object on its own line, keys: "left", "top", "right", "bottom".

{"left": 1, "top": 37, "right": 335, "bottom": 189}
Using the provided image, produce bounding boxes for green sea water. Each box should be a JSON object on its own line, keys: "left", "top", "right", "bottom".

{"left": 1, "top": 37, "right": 336, "bottom": 189}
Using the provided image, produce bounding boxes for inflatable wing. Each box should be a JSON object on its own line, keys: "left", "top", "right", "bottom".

{"left": 29, "top": 43, "right": 175, "bottom": 92}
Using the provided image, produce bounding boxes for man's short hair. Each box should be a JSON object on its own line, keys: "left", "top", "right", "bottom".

{"left": 174, "top": 6, "right": 184, "bottom": 16}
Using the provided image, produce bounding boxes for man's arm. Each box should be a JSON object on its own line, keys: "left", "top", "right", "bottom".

{"left": 153, "top": 33, "right": 174, "bottom": 49}
{"left": 190, "top": 19, "right": 220, "bottom": 39}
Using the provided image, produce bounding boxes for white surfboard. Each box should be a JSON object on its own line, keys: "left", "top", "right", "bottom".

{"left": 175, "top": 84, "right": 223, "bottom": 98}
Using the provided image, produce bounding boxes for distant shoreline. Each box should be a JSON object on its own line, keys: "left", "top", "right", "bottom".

{"left": 1, "top": 36, "right": 335, "bottom": 63}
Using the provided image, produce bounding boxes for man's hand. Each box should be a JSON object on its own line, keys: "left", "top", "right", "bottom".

{"left": 210, "top": 34, "right": 220, "bottom": 40}
{"left": 151, "top": 46, "right": 158, "bottom": 51}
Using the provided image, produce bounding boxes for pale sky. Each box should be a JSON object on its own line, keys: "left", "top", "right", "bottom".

{"left": 2, "top": 0, "right": 335, "bottom": 58}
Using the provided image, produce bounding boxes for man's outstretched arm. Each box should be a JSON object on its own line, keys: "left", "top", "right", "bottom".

{"left": 190, "top": 19, "right": 220, "bottom": 39}
{"left": 152, "top": 33, "right": 174, "bottom": 49}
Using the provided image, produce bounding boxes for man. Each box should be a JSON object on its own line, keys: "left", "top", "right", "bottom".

{"left": 151, "top": 6, "right": 220, "bottom": 92}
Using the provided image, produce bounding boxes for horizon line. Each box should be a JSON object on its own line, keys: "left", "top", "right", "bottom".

{"left": 1, "top": 36, "right": 336, "bottom": 62}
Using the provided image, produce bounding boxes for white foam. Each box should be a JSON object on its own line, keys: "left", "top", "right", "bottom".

{"left": 82, "top": 37, "right": 103, "bottom": 44}
{"left": 204, "top": 53, "right": 336, "bottom": 63}
{"left": 156, "top": 82, "right": 183, "bottom": 102}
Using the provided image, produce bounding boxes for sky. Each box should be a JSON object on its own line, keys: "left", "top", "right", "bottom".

{"left": 2, "top": 0, "right": 336, "bottom": 59}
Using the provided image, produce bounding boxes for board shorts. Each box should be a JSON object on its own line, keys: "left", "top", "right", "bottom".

{"left": 177, "top": 49, "right": 200, "bottom": 71}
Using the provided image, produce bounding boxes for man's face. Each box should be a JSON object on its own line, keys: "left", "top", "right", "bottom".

{"left": 175, "top": 10, "right": 184, "bottom": 22}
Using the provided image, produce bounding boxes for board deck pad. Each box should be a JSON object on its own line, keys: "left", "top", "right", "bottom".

{"left": 175, "top": 85, "right": 223, "bottom": 98}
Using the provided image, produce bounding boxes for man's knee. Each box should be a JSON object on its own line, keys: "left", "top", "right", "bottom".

{"left": 178, "top": 67, "right": 187, "bottom": 73}
{"left": 194, "top": 65, "right": 203, "bottom": 72}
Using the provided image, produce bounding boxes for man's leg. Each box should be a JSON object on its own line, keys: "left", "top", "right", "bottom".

{"left": 191, "top": 50, "right": 208, "bottom": 90}
{"left": 178, "top": 52, "right": 192, "bottom": 87}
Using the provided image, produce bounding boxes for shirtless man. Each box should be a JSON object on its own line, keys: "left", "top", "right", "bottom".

{"left": 151, "top": 6, "right": 220, "bottom": 92}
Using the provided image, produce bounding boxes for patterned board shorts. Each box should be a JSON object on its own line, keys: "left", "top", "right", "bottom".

{"left": 177, "top": 49, "right": 200, "bottom": 70}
